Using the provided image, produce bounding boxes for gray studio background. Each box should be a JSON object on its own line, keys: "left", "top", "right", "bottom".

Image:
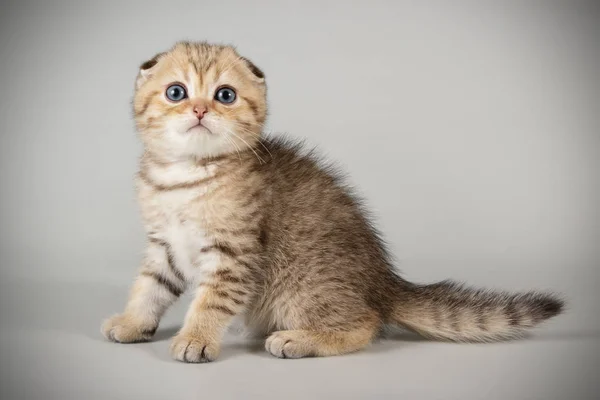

{"left": 0, "top": 1, "right": 598, "bottom": 399}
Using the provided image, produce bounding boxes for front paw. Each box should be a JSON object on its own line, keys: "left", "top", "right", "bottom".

{"left": 101, "top": 314, "right": 157, "bottom": 343}
{"left": 170, "top": 331, "right": 220, "bottom": 363}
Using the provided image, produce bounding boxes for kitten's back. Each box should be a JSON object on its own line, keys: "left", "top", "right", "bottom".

{"left": 253, "top": 136, "right": 564, "bottom": 341}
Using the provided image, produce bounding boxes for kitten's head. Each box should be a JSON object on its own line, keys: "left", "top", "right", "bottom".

{"left": 133, "top": 42, "right": 267, "bottom": 162}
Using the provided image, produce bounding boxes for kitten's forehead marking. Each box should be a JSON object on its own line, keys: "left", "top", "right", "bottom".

{"left": 186, "top": 64, "right": 199, "bottom": 98}
{"left": 182, "top": 54, "right": 232, "bottom": 101}
{"left": 150, "top": 44, "right": 249, "bottom": 106}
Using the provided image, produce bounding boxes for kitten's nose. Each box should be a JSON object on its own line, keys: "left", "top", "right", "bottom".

{"left": 193, "top": 105, "right": 207, "bottom": 119}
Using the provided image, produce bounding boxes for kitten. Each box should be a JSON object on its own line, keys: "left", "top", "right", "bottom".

{"left": 101, "top": 41, "right": 564, "bottom": 362}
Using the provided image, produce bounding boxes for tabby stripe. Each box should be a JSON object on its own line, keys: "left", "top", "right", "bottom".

{"left": 136, "top": 91, "right": 159, "bottom": 116}
{"left": 205, "top": 304, "right": 236, "bottom": 316}
{"left": 204, "top": 57, "right": 216, "bottom": 75}
{"left": 199, "top": 281, "right": 221, "bottom": 290}
{"left": 196, "top": 153, "right": 229, "bottom": 166}
{"left": 239, "top": 209, "right": 262, "bottom": 224}
{"left": 230, "top": 297, "right": 244, "bottom": 305}
{"left": 214, "top": 55, "right": 224, "bottom": 78}
{"left": 258, "top": 229, "right": 267, "bottom": 247}
{"left": 505, "top": 303, "right": 520, "bottom": 326}
{"left": 214, "top": 290, "right": 231, "bottom": 299}
{"left": 213, "top": 269, "right": 246, "bottom": 284}
{"left": 139, "top": 169, "right": 220, "bottom": 191}
{"left": 148, "top": 237, "right": 167, "bottom": 246}
{"left": 477, "top": 313, "right": 488, "bottom": 331}
{"left": 165, "top": 246, "right": 185, "bottom": 282}
{"left": 213, "top": 289, "right": 245, "bottom": 305}
{"left": 241, "top": 189, "right": 262, "bottom": 208}
{"left": 433, "top": 308, "right": 443, "bottom": 330}
{"left": 213, "top": 243, "right": 238, "bottom": 258}
{"left": 200, "top": 280, "right": 252, "bottom": 294}
{"left": 201, "top": 244, "right": 259, "bottom": 261}
{"left": 239, "top": 120, "right": 253, "bottom": 132}
{"left": 244, "top": 95, "right": 259, "bottom": 115}
{"left": 450, "top": 309, "right": 462, "bottom": 332}
{"left": 185, "top": 42, "right": 201, "bottom": 77}
{"left": 230, "top": 288, "right": 248, "bottom": 297}
{"left": 148, "top": 238, "right": 185, "bottom": 282}
{"left": 475, "top": 302, "right": 490, "bottom": 331}
{"left": 212, "top": 227, "right": 261, "bottom": 237}
{"left": 197, "top": 58, "right": 205, "bottom": 86}
{"left": 141, "top": 271, "right": 183, "bottom": 297}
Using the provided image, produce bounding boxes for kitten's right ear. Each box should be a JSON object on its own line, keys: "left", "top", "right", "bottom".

{"left": 136, "top": 52, "right": 165, "bottom": 89}
{"left": 241, "top": 57, "right": 265, "bottom": 83}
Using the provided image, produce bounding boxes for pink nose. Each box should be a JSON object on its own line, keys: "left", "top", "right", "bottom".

{"left": 193, "top": 105, "right": 207, "bottom": 119}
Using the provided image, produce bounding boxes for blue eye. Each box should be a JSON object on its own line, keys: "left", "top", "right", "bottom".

{"left": 215, "top": 87, "right": 236, "bottom": 104}
{"left": 166, "top": 84, "right": 187, "bottom": 102}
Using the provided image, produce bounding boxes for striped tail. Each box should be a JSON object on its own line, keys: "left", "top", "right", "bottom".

{"left": 391, "top": 280, "right": 565, "bottom": 342}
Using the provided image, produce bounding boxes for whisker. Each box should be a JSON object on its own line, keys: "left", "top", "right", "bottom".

{"left": 236, "top": 131, "right": 272, "bottom": 160}
{"left": 223, "top": 133, "right": 243, "bottom": 164}
{"left": 210, "top": 115, "right": 270, "bottom": 164}
{"left": 227, "top": 129, "right": 265, "bottom": 164}
{"left": 224, "top": 120, "right": 273, "bottom": 159}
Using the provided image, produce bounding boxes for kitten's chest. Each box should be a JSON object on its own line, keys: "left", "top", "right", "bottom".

{"left": 145, "top": 188, "right": 217, "bottom": 281}
{"left": 137, "top": 161, "right": 244, "bottom": 281}
{"left": 139, "top": 161, "right": 218, "bottom": 235}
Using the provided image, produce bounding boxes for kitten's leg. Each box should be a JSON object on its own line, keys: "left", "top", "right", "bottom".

{"left": 170, "top": 261, "right": 253, "bottom": 363}
{"left": 265, "top": 325, "right": 378, "bottom": 359}
{"left": 101, "top": 240, "right": 186, "bottom": 343}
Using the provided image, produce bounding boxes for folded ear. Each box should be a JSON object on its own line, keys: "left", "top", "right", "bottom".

{"left": 136, "top": 52, "right": 165, "bottom": 89}
{"left": 241, "top": 56, "right": 265, "bottom": 82}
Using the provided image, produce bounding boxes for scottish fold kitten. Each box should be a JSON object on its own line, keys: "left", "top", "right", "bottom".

{"left": 101, "top": 41, "right": 563, "bottom": 362}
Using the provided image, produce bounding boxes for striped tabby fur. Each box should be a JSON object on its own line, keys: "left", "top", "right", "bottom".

{"left": 101, "top": 41, "right": 564, "bottom": 362}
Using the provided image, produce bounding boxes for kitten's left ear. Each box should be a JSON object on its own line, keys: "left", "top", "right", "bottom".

{"left": 136, "top": 52, "right": 165, "bottom": 89}
{"left": 241, "top": 57, "right": 265, "bottom": 83}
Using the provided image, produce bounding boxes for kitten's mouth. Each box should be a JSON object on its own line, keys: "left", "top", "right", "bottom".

{"left": 187, "top": 121, "right": 212, "bottom": 135}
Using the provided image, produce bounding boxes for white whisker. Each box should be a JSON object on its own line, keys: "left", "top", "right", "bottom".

{"left": 226, "top": 128, "right": 265, "bottom": 164}
{"left": 227, "top": 121, "right": 273, "bottom": 159}
{"left": 223, "top": 133, "right": 243, "bottom": 164}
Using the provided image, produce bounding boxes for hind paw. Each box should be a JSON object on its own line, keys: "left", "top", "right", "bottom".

{"left": 265, "top": 331, "right": 311, "bottom": 359}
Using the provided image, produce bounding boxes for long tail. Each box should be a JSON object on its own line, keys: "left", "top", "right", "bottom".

{"left": 391, "top": 280, "right": 565, "bottom": 342}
